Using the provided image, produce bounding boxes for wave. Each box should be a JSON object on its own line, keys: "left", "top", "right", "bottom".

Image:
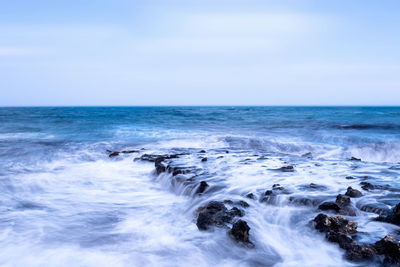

{"left": 332, "top": 123, "right": 400, "bottom": 130}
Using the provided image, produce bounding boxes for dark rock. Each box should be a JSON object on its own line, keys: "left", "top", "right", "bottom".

{"left": 196, "top": 212, "right": 212, "bottom": 230}
{"left": 195, "top": 181, "right": 209, "bottom": 194}
{"left": 199, "top": 150, "right": 206, "bottom": 153}
{"left": 229, "top": 207, "right": 244, "bottom": 217}
{"left": 345, "top": 187, "right": 362, "bottom": 198}
{"left": 360, "top": 182, "right": 389, "bottom": 191}
{"left": 374, "top": 235, "right": 400, "bottom": 265}
{"left": 346, "top": 176, "right": 355, "bottom": 180}
{"left": 288, "top": 196, "right": 324, "bottom": 207}
{"left": 201, "top": 157, "right": 207, "bottom": 162}
{"left": 313, "top": 213, "right": 357, "bottom": 234}
{"left": 276, "top": 166, "right": 294, "bottom": 172}
{"left": 246, "top": 193, "right": 256, "bottom": 200}
{"left": 229, "top": 220, "right": 251, "bottom": 243}
{"left": 357, "top": 203, "right": 390, "bottom": 216}
{"left": 154, "top": 157, "right": 166, "bottom": 174}
{"left": 336, "top": 194, "right": 351, "bottom": 207}
{"left": 109, "top": 151, "right": 120, "bottom": 158}
{"left": 350, "top": 157, "right": 361, "bottom": 161}
{"left": 225, "top": 150, "right": 229, "bottom": 153}
{"left": 236, "top": 200, "right": 250, "bottom": 208}
{"left": 302, "top": 152, "right": 312, "bottom": 158}
{"left": 121, "top": 150, "right": 139, "bottom": 154}
{"left": 345, "top": 244, "right": 376, "bottom": 261}
{"left": 272, "top": 184, "right": 284, "bottom": 190}
{"left": 319, "top": 202, "right": 341, "bottom": 212}
{"left": 223, "top": 199, "right": 233, "bottom": 205}
{"left": 326, "top": 231, "right": 354, "bottom": 250}
{"left": 265, "top": 190, "right": 274, "bottom": 196}
{"left": 382, "top": 203, "right": 400, "bottom": 226}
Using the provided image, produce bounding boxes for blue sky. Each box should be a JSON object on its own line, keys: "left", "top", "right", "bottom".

{"left": 0, "top": 0, "right": 399, "bottom": 106}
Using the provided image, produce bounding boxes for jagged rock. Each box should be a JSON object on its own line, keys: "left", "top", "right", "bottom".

{"left": 229, "top": 220, "right": 251, "bottom": 243}
{"left": 374, "top": 235, "right": 400, "bottom": 265}
{"left": 313, "top": 213, "right": 357, "bottom": 234}
{"left": 345, "top": 187, "right": 362, "bottom": 198}
{"left": 326, "top": 231, "right": 354, "bottom": 250}
{"left": 195, "top": 181, "right": 209, "bottom": 194}
{"left": 345, "top": 244, "right": 376, "bottom": 261}
{"left": 196, "top": 201, "right": 230, "bottom": 230}
{"left": 229, "top": 207, "right": 244, "bottom": 217}
{"left": 236, "top": 200, "right": 249, "bottom": 208}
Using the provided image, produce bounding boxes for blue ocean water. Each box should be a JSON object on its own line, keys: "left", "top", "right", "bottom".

{"left": 0, "top": 107, "right": 399, "bottom": 266}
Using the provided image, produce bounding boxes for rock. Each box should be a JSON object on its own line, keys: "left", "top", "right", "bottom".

{"left": 229, "top": 220, "right": 251, "bottom": 243}
{"left": 288, "top": 196, "right": 324, "bottom": 207}
{"left": 121, "top": 150, "right": 139, "bottom": 154}
{"left": 246, "top": 193, "right": 256, "bottom": 200}
{"left": 108, "top": 151, "right": 120, "bottom": 158}
{"left": 382, "top": 203, "right": 400, "bottom": 226}
{"left": 272, "top": 184, "right": 284, "bottom": 191}
{"left": 326, "top": 231, "right": 354, "bottom": 250}
{"left": 313, "top": 213, "right": 357, "bottom": 234}
{"left": 201, "top": 157, "right": 207, "bottom": 162}
{"left": 196, "top": 201, "right": 229, "bottom": 230}
{"left": 350, "top": 157, "right": 361, "bottom": 161}
{"left": 276, "top": 166, "right": 294, "bottom": 172}
{"left": 154, "top": 157, "right": 166, "bottom": 174}
{"left": 336, "top": 194, "right": 351, "bottom": 206}
{"left": 319, "top": 202, "right": 341, "bottom": 212}
{"left": 357, "top": 202, "right": 390, "bottom": 216}
{"left": 302, "top": 152, "right": 312, "bottom": 158}
{"left": 229, "top": 207, "right": 244, "bottom": 217}
{"left": 196, "top": 181, "right": 209, "bottom": 194}
{"left": 345, "top": 244, "right": 376, "bottom": 261}
{"left": 345, "top": 187, "right": 362, "bottom": 198}
{"left": 236, "top": 200, "right": 250, "bottom": 208}
{"left": 199, "top": 150, "right": 206, "bottom": 153}
{"left": 346, "top": 176, "right": 355, "bottom": 180}
{"left": 374, "top": 235, "right": 400, "bottom": 265}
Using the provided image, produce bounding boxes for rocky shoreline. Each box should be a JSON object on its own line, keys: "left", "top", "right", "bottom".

{"left": 108, "top": 149, "right": 400, "bottom": 266}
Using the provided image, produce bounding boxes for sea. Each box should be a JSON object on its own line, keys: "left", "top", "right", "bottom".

{"left": 0, "top": 106, "right": 399, "bottom": 266}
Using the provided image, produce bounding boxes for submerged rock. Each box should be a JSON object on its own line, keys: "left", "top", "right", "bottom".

{"left": 350, "top": 157, "right": 361, "bottom": 161}
{"left": 345, "top": 244, "right": 376, "bottom": 262}
{"left": 108, "top": 151, "right": 120, "bottom": 158}
{"left": 246, "top": 193, "right": 256, "bottom": 200}
{"left": 196, "top": 201, "right": 230, "bottom": 230}
{"left": 276, "top": 166, "right": 294, "bottom": 172}
{"left": 380, "top": 202, "right": 400, "bottom": 226}
{"left": 318, "top": 202, "right": 341, "bottom": 212}
{"left": 201, "top": 157, "right": 208, "bottom": 162}
{"left": 345, "top": 187, "right": 362, "bottom": 198}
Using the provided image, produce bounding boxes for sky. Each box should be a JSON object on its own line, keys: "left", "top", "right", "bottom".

{"left": 0, "top": 0, "right": 399, "bottom": 106}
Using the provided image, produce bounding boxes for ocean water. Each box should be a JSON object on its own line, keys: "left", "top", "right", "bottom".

{"left": 0, "top": 106, "right": 399, "bottom": 266}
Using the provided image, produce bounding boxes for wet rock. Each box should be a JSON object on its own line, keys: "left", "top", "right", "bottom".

{"left": 326, "top": 231, "right": 354, "bottom": 250}
{"left": 374, "top": 235, "right": 400, "bottom": 265}
{"left": 108, "top": 151, "right": 120, "bottom": 158}
{"left": 276, "top": 166, "right": 294, "bottom": 172}
{"left": 357, "top": 202, "right": 390, "bottom": 216}
{"left": 201, "top": 157, "right": 207, "bottom": 162}
{"left": 301, "top": 152, "right": 312, "bottom": 158}
{"left": 336, "top": 194, "right": 351, "bottom": 206}
{"left": 235, "top": 200, "right": 250, "bottom": 208}
{"left": 196, "top": 201, "right": 230, "bottom": 230}
{"left": 360, "top": 182, "right": 390, "bottom": 191}
{"left": 154, "top": 157, "right": 166, "bottom": 174}
{"left": 350, "top": 157, "right": 361, "bottom": 161}
{"left": 229, "top": 220, "right": 251, "bottom": 243}
{"left": 319, "top": 202, "right": 341, "bottom": 212}
{"left": 345, "top": 244, "right": 376, "bottom": 262}
{"left": 121, "top": 150, "right": 139, "bottom": 154}
{"left": 223, "top": 199, "right": 233, "bottom": 205}
{"left": 246, "top": 193, "right": 256, "bottom": 200}
{"left": 299, "top": 183, "right": 327, "bottom": 191}
{"left": 195, "top": 181, "right": 209, "bottom": 194}
{"left": 345, "top": 187, "right": 362, "bottom": 198}
{"left": 199, "top": 150, "right": 206, "bottom": 153}
{"left": 229, "top": 207, "right": 245, "bottom": 217}
{"left": 346, "top": 176, "right": 356, "bottom": 180}
{"left": 381, "top": 203, "right": 400, "bottom": 226}
{"left": 313, "top": 213, "right": 357, "bottom": 234}
{"left": 272, "top": 184, "right": 284, "bottom": 191}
